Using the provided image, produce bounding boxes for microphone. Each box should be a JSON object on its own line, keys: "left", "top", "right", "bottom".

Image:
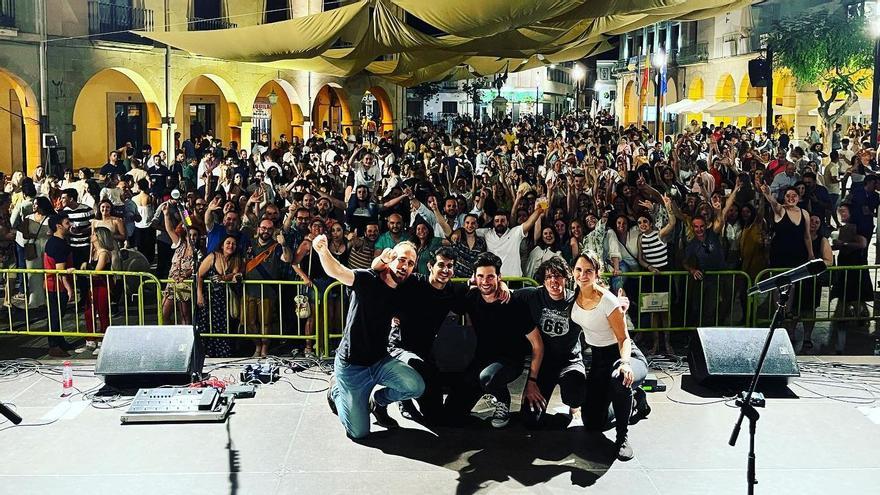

{"left": 0, "top": 401, "right": 22, "bottom": 425}
{"left": 747, "top": 259, "right": 827, "bottom": 296}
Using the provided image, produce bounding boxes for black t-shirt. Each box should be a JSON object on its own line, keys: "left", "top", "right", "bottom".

{"left": 517, "top": 287, "right": 581, "bottom": 367}
{"left": 100, "top": 162, "right": 126, "bottom": 178}
{"left": 338, "top": 269, "right": 415, "bottom": 366}
{"left": 148, "top": 165, "right": 171, "bottom": 194}
{"left": 462, "top": 289, "right": 534, "bottom": 365}
{"left": 391, "top": 274, "right": 469, "bottom": 357}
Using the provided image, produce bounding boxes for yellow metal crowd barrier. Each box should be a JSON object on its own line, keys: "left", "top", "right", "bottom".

{"left": 0, "top": 268, "right": 162, "bottom": 337}
{"left": 750, "top": 265, "right": 879, "bottom": 328}
{"left": 606, "top": 270, "right": 753, "bottom": 332}
{"left": 162, "top": 278, "right": 321, "bottom": 355}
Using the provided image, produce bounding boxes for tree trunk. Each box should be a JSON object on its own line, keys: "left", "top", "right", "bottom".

{"left": 816, "top": 88, "right": 857, "bottom": 149}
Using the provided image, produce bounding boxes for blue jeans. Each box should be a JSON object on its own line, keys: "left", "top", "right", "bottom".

{"left": 610, "top": 259, "right": 635, "bottom": 293}
{"left": 331, "top": 354, "right": 425, "bottom": 439}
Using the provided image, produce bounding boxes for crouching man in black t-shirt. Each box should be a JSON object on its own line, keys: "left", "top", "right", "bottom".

{"left": 444, "top": 252, "right": 546, "bottom": 428}
{"left": 312, "top": 234, "right": 425, "bottom": 440}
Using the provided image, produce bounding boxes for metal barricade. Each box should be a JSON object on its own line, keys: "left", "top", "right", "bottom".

{"left": 607, "top": 270, "right": 753, "bottom": 332}
{"left": 750, "top": 265, "right": 879, "bottom": 329}
{"left": 0, "top": 268, "right": 163, "bottom": 337}
{"left": 321, "top": 277, "right": 540, "bottom": 358}
{"left": 162, "top": 278, "right": 321, "bottom": 355}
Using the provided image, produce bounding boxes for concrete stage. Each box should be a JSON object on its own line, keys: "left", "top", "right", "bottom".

{"left": 1, "top": 355, "right": 878, "bottom": 495}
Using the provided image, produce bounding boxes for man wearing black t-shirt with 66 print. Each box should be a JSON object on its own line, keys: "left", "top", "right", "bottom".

{"left": 312, "top": 234, "right": 425, "bottom": 440}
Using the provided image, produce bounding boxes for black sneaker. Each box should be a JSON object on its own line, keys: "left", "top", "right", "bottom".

{"left": 398, "top": 399, "right": 422, "bottom": 421}
{"left": 326, "top": 375, "right": 338, "bottom": 416}
{"left": 491, "top": 400, "right": 510, "bottom": 428}
{"left": 630, "top": 388, "right": 651, "bottom": 425}
{"left": 370, "top": 398, "right": 399, "bottom": 429}
{"left": 616, "top": 436, "right": 634, "bottom": 461}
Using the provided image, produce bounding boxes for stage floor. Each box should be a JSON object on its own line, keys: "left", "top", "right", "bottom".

{"left": 1, "top": 356, "right": 879, "bottom": 495}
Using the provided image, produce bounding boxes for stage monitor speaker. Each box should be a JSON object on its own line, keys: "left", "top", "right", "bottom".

{"left": 96, "top": 326, "right": 203, "bottom": 389}
{"left": 748, "top": 59, "right": 771, "bottom": 88}
{"left": 688, "top": 328, "right": 799, "bottom": 386}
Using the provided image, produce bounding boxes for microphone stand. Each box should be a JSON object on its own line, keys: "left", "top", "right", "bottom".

{"left": 729, "top": 283, "right": 791, "bottom": 494}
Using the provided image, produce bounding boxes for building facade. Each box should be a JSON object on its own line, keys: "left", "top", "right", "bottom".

{"left": 0, "top": 0, "right": 404, "bottom": 175}
{"left": 613, "top": 0, "right": 871, "bottom": 140}
{"left": 408, "top": 64, "right": 577, "bottom": 122}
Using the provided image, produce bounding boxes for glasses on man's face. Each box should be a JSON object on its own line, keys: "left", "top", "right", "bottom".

{"left": 296, "top": 216, "right": 310, "bottom": 221}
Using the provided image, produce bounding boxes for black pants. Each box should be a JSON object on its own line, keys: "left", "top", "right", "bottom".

{"left": 45, "top": 291, "right": 70, "bottom": 349}
{"left": 522, "top": 360, "right": 586, "bottom": 427}
{"left": 134, "top": 227, "right": 156, "bottom": 265}
{"left": 444, "top": 359, "right": 522, "bottom": 421}
{"left": 584, "top": 344, "right": 648, "bottom": 439}
{"left": 156, "top": 241, "right": 173, "bottom": 280}
{"left": 393, "top": 349, "right": 449, "bottom": 421}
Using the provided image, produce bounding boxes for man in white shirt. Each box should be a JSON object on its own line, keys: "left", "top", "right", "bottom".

{"left": 196, "top": 153, "right": 220, "bottom": 191}
{"left": 477, "top": 204, "right": 545, "bottom": 277}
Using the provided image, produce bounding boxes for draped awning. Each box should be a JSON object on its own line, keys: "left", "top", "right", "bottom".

{"left": 665, "top": 98, "right": 713, "bottom": 114}
{"left": 135, "top": 0, "right": 755, "bottom": 85}
{"left": 706, "top": 99, "right": 796, "bottom": 117}
{"left": 807, "top": 99, "right": 872, "bottom": 117}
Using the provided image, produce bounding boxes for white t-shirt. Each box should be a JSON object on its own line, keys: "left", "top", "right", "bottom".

{"left": 571, "top": 287, "right": 621, "bottom": 347}
{"left": 478, "top": 225, "right": 526, "bottom": 277}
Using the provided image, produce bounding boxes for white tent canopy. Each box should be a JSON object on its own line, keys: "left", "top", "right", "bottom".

{"left": 705, "top": 99, "right": 796, "bottom": 117}
{"left": 702, "top": 101, "right": 737, "bottom": 114}
{"left": 664, "top": 98, "right": 713, "bottom": 114}
{"left": 808, "top": 99, "right": 872, "bottom": 117}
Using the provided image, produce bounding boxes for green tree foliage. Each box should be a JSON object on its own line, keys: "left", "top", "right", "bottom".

{"left": 408, "top": 82, "right": 442, "bottom": 102}
{"left": 462, "top": 77, "right": 488, "bottom": 110}
{"left": 767, "top": 10, "right": 873, "bottom": 134}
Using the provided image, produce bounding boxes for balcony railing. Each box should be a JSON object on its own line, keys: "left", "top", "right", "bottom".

{"left": 0, "top": 0, "right": 15, "bottom": 29}
{"left": 675, "top": 42, "right": 708, "bottom": 65}
{"left": 716, "top": 31, "right": 758, "bottom": 58}
{"left": 188, "top": 16, "right": 237, "bottom": 31}
{"left": 88, "top": 1, "right": 154, "bottom": 43}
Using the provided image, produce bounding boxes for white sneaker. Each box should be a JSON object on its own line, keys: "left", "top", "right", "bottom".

{"left": 491, "top": 400, "right": 510, "bottom": 428}
{"left": 75, "top": 341, "right": 97, "bottom": 354}
{"left": 92, "top": 343, "right": 102, "bottom": 356}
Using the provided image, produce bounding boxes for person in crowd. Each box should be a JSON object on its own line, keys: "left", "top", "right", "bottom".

{"left": 160, "top": 199, "right": 202, "bottom": 326}
{"left": 196, "top": 234, "right": 243, "bottom": 358}
{"left": 131, "top": 179, "right": 155, "bottom": 264}
{"left": 20, "top": 196, "right": 55, "bottom": 309}
{"left": 830, "top": 203, "right": 873, "bottom": 354}
{"left": 75, "top": 226, "right": 121, "bottom": 356}
{"left": 92, "top": 199, "right": 126, "bottom": 244}
{"left": 244, "top": 218, "right": 292, "bottom": 358}
{"left": 43, "top": 213, "right": 75, "bottom": 357}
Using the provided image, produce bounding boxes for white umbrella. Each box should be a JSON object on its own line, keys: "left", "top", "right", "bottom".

{"left": 665, "top": 98, "right": 697, "bottom": 114}
{"left": 707, "top": 100, "right": 797, "bottom": 117}
{"left": 702, "top": 101, "right": 737, "bottom": 114}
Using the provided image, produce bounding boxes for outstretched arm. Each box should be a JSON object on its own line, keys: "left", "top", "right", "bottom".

{"left": 313, "top": 234, "right": 355, "bottom": 286}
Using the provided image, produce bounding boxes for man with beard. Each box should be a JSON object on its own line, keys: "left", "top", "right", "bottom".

{"left": 445, "top": 252, "right": 545, "bottom": 428}
{"left": 243, "top": 218, "right": 292, "bottom": 357}
{"left": 478, "top": 203, "right": 545, "bottom": 277}
{"left": 347, "top": 221, "right": 380, "bottom": 270}
{"left": 374, "top": 213, "right": 410, "bottom": 256}
{"left": 316, "top": 236, "right": 425, "bottom": 439}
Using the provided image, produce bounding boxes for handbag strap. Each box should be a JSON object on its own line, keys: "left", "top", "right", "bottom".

{"left": 27, "top": 217, "right": 49, "bottom": 245}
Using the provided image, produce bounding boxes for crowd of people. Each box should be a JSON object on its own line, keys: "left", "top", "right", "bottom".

{"left": 0, "top": 110, "right": 877, "bottom": 361}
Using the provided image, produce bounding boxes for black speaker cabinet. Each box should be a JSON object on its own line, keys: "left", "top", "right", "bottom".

{"left": 96, "top": 326, "right": 203, "bottom": 389}
{"left": 689, "top": 328, "right": 799, "bottom": 386}
{"left": 748, "top": 59, "right": 771, "bottom": 88}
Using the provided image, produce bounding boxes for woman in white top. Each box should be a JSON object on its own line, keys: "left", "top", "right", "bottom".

{"left": 570, "top": 251, "right": 649, "bottom": 462}
{"left": 132, "top": 179, "right": 156, "bottom": 264}
{"left": 606, "top": 213, "right": 640, "bottom": 293}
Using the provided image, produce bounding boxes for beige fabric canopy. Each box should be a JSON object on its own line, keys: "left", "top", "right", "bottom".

{"left": 137, "top": 0, "right": 754, "bottom": 85}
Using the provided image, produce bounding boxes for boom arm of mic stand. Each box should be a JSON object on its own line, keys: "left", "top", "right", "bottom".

{"left": 729, "top": 284, "right": 790, "bottom": 447}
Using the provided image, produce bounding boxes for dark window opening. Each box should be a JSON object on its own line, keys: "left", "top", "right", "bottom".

{"left": 264, "top": 0, "right": 289, "bottom": 23}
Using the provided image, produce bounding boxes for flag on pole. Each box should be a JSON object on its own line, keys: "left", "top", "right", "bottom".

{"left": 638, "top": 54, "right": 650, "bottom": 125}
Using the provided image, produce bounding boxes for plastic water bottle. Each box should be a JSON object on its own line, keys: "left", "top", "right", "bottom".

{"left": 61, "top": 361, "right": 73, "bottom": 397}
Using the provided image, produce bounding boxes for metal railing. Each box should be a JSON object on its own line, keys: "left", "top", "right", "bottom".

{"left": 0, "top": 0, "right": 14, "bottom": 28}
{"left": 675, "top": 42, "right": 709, "bottom": 66}
{"left": 88, "top": 1, "right": 154, "bottom": 43}
{"left": 750, "top": 265, "right": 879, "bottom": 328}
{"left": 611, "top": 270, "right": 753, "bottom": 332}
{"left": 163, "top": 278, "right": 320, "bottom": 354}
{"left": 0, "top": 269, "right": 162, "bottom": 337}
{"left": 188, "top": 16, "right": 237, "bottom": 31}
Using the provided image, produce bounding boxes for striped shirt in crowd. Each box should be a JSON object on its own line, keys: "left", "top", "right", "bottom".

{"left": 347, "top": 240, "right": 376, "bottom": 270}
{"left": 63, "top": 205, "right": 95, "bottom": 249}
{"left": 640, "top": 230, "right": 668, "bottom": 269}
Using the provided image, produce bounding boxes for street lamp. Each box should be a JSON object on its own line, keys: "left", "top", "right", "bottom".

{"left": 653, "top": 50, "right": 667, "bottom": 141}
{"left": 572, "top": 64, "right": 585, "bottom": 116}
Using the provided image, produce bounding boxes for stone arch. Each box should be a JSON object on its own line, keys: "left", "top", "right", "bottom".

{"left": 0, "top": 67, "right": 40, "bottom": 175}
{"left": 773, "top": 73, "right": 796, "bottom": 132}
{"left": 738, "top": 73, "right": 764, "bottom": 128}
{"left": 313, "top": 84, "right": 353, "bottom": 136}
{"left": 623, "top": 80, "right": 638, "bottom": 125}
{"left": 175, "top": 73, "right": 243, "bottom": 147}
{"left": 365, "top": 86, "right": 394, "bottom": 133}
{"left": 253, "top": 79, "right": 306, "bottom": 143}
{"left": 72, "top": 67, "right": 163, "bottom": 169}
{"left": 686, "top": 76, "right": 704, "bottom": 124}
